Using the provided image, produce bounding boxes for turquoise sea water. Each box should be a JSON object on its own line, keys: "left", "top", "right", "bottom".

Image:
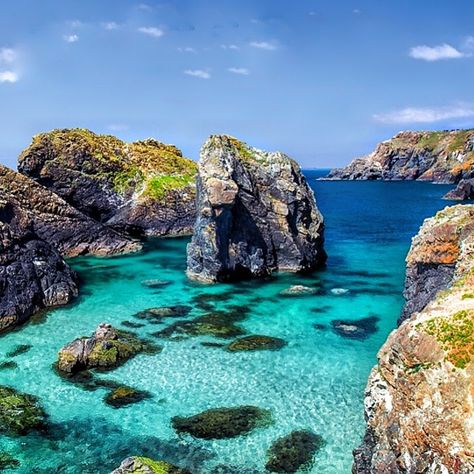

{"left": 0, "top": 172, "right": 453, "bottom": 473}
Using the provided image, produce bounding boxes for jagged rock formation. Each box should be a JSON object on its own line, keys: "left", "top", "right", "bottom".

{"left": 327, "top": 129, "right": 474, "bottom": 183}
{"left": 186, "top": 135, "right": 326, "bottom": 282}
{"left": 112, "top": 456, "right": 190, "bottom": 474}
{"left": 18, "top": 129, "right": 198, "bottom": 237}
{"left": 0, "top": 201, "right": 78, "bottom": 332}
{"left": 444, "top": 178, "right": 474, "bottom": 201}
{"left": 354, "top": 204, "right": 474, "bottom": 473}
{"left": 0, "top": 164, "right": 140, "bottom": 257}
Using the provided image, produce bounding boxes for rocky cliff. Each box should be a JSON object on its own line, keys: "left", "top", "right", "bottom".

{"left": 18, "top": 129, "right": 197, "bottom": 237}
{"left": 327, "top": 129, "right": 474, "bottom": 183}
{"left": 354, "top": 204, "right": 474, "bottom": 473}
{"left": 444, "top": 179, "right": 474, "bottom": 201}
{"left": 0, "top": 200, "right": 78, "bottom": 332}
{"left": 0, "top": 164, "right": 140, "bottom": 257}
{"left": 186, "top": 135, "right": 326, "bottom": 282}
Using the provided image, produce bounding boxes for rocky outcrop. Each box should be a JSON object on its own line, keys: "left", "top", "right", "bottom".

{"left": 0, "top": 164, "right": 140, "bottom": 257}
{"left": 444, "top": 178, "right": 474, "bottom": 201}
{"left": 57, "top": 323, "right": 159, "bottom": 373}
{"left": 112, "top": 456, "right": 190, "bottom": 474}
{"left": 0, "top": 201, "right": 78, "bottom": 332}
{"left": 18, "top": 129, "right": 197, "bottom": 237}
{"left": 327, "top": 129, "right": 474, "bottom": 183}
{"left": 354, "top": 204, "right": 474, "bottom": 473}
{"left": 186, "top": 135, "right": 326, "bottom": 282}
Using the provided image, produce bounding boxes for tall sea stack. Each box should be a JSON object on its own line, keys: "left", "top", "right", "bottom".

{"left": 186, "top": 135, "right": 326, "bottom": 282}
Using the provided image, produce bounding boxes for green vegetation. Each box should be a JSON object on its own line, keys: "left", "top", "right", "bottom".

{"left": 228, "top": 137, "right": 257, "bottom": 162}
{"left": 418, "top": 132, "right": 444, "bottom": 151}
{"left": 131, "top": 457, "right": 189, "bottom": 474}
{"left": 420, "top": 309, "right": 474, "bottom": 369}
{"left": 113, "top": 166, "right": 144, "bottom": 194}
{"left": 406, "top": 362, "right": 433, "bottom": 374}
{"left": 447, "top": 130, "right": 473, "bottom": 152}
{"left": 0, "top": 452, "right": 20, "bottom": 470}
{"left": 143, "top": 173, "right": 195, "bottom": 200}
{"left": 462, "top": 293, "right": 474, "bottom": 300}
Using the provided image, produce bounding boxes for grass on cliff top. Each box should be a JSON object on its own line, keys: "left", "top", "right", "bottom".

{"left": 419, "top": 309, "right": 474, "bottom": 369}
{"left": 142, "top": 173, "right": 196, "bottom": 200}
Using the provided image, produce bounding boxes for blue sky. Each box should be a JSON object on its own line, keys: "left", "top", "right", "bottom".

{"left": 1, "top": 0, "right": 474, "bottom": 169}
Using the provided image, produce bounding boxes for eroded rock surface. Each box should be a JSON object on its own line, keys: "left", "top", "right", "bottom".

{"left": 18, "top": 128, "right": 197, "bottom": 237}
{"left": 444, "top": 178, "right": 474, "bottom": 201}
{"left": 187, "top": 135, "right": 326, "bottom": 282}
{"left": 327, "top": 129, "right": 474, "bottom": 182}
{"left": 354, "top": 204, "right": 474, "bottom": 473}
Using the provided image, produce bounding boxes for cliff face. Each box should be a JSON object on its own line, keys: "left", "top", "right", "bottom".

{"left": 18, "top": 129, "right": 197, "bottom": 237}
{"left": 444, "top": 179, "right": 474, "bottom": 201}
{"left": 0, "top": 164, "right": 140, "bottom": 257}
{"left": 0, "top": 201, "right": 78, "bottom": 332}
{"left": 354, "top": 205, "right": 474, "bottom": 473}
{"left": 327, "top": 130, "right": 474, "bottom": 183}
{"left": 186, "top": 135, "right": 326, "bottom": 282}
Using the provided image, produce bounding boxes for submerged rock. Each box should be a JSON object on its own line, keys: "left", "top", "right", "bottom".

{"left": 0, "top": 385, "right": 46, "bottom": 436}
{"left": 226, "top": 335, "right": 286, "bottom": 352}
{"left": 112, "top": 456, "right": 190, "bottom": 474}
{"left": 133, "top": 306, "right": 192, "bottom": 322}
{"left": 266, "top": 430, "right": 324, "bottom": 473}
{"left": 57, "top": 323, "right": 160, "bottom": 373}
{"left": 0, "top": 361, "right": 18, "bottom": 370}
{"left": 331, "top": 316, "right": 378, "bottom": 340}
{"left": 141, "top": 279, "right": 172, "bottom": 288}
{"left": 326, "top": 129, "right": 474, "bottom": 182}
{"left": 172, "top": 406, "right": 272, "bottom": 439}
{"left": 354, "top": 204, "right": 474, "bottom": 473}
{"left": 0, "top": 164, "right": 141, "bottom": 258}
{"left": 186, "top": 135, "right": 326, "bottom": 282}
{"left": 444, "top": 179, "right": 474, "bottom": 201}
{"left": 6, "top": 344, "right": 32, "bottom": 357}
{"left": 18, "top": 129, "right": 197, "bottom": 237}
{"left": 0, "top": 202, "right": 78, "bottom": 332}
{"left": 279, "top": 285, "right": 317, "bottom": 296}
{"left": 104, "top": 385, "right": 152, "bottom": 408}
{"left": 0, "top": 452, "right": 20, "bottom": 470}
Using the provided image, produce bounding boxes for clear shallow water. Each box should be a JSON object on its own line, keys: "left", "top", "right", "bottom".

{"left": 0, "top": 172, "right": 453, "bottom": 473}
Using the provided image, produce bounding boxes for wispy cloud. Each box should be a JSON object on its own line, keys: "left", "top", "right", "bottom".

{"left": 228, "top": 67, "right": 250, "bottom": 75}
{"left": 64, "top": 34, "right": 79, "bottom": 43}
{"left": 103, "top": 22, "right": 119, "bottom": 30}
{"left": 138, "top": 26, "right": 164, "bottom": 38}
{"left": 138, "top": 3, "right": 152, "bottom": 11}
{"left": 409, "top": 43, "right": 465, "bottom": 61}
{"left": 68, "top": 20, "right": 83, "bottom": 28}
{"left": 107, "top": 123, "right": 129, "bottom": 132}
{"left": 0, "top": 71, "right": 19, "bottom": 83}
{"left": 374, "top": 104, "right": 474, "bottom": 124}
{"left": 221, "top": 44, "right": 239, "bottom": 50}
{"left": 0, "top": 48, "right": 16, "bottom": 63}
{"left": 184, "top": 69, "right": 211, "bottom": 79}
{"left": 178, "top": 47, "right": 196, "bottom": 53}
{"left": 250, "top": 41, "right": 277, "bottom": 51}
{"left": 353, "top": 9, "right": 361, "bottom": 14}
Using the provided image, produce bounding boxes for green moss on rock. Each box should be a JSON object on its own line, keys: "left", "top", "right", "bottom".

{"left": 112, "top": 456, "right": 190, "bottom": 474}
{"left": 0, "top": 385, "right": 46, "bottom": 436}
{"left": 0, "top": 452, "right": 20, "bottom": 470}
{"left": 104, "top": 386, "right": 152, "bottom": 408}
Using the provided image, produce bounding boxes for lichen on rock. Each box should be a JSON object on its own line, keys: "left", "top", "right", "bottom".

{"left": 18, "top": 128, "right": 198, "bottom": 237}
{"left": 186, "top": 135, "right": 326, "bottom": 282}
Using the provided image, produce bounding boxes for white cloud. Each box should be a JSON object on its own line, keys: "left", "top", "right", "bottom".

{"left": 103, "top": 22, "right": 119, "bottom": 30}
{"left": 228, "top": 67, "right": 250, "bottom": 75}
{"left": 64, "top": 34, "right": 79, "bottom": 43}
{"left": 409, "top": 43, "right": 464, "bottom": 61}
{"left": 178, "top": 47, "right": 196, "bottom": 53}
{"left": 0, "top": 71, "right": 19, "bottom": 83}
{"left": 184, "top": 69, "right": 211, "bottom": 79}
{"left": 250, "top": 41, "right": 277, "bottom": 51}
{"left": 221, "top": 44, "right": 239, "bottom": 50}
{"left": 0, "top": 48, "right": 16, "bottom": 63}
{"left": 373, "top": 104, "right": 474, "bottom": 124}
{"left": 68, "top": 20, "right": 82, "bottom": 28}
{"left": 138, "top": 26, "right": 164, "bottom": 38}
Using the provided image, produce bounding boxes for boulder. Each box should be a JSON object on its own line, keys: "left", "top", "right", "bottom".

{"left": 112, "top": 456, "right": 190, "bottom": 474}
{"left": 444, "top": 179, "right": 474, "bottom": 201}
{"left": 18, "top": 129, "right": 197, "bottom": 237}
{"left": 187, "top": 135, "right": 326, "bottom": 282}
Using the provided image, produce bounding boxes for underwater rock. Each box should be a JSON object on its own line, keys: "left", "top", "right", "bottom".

{"left": 6, "top": 344, "right": 32, "bottom": 357}
{"left": 354, "top": 204, "right": 474, "bottom": 473}
{"left": 57, "top": 323, "right": 160, "bottom": 373}
{"left": 330, "top": 288, "right": 349, "bottom": 295}
{"left": 134, "top": 306, "right": 192, "bottom": 322}
{"left": 121, "top": 320, "right": 146, "bottom": 329}
{"left": 0, "top": 452, "right": 20, "bottom": 470}
{"left": 280, "top": 285, "right": 317, "bottom": 296}
{"left": 112, "top": 456, "right": 190, "bottom": 474}
{"left": 0, "top": 385, "right": 46, "bottom": 436}
{"left": 326, "top": 129, "right": 474, "bottom": 182}
{"left": 0, "top": 201, "right": 78, "bottom": 332}
{"left": 141, "top": 279, "right": 172, "bottom": 288}
{"left": 331, "top": 316, "right": 378, "bottom": 340}
{"left": 444, "top": 179, "right": 474, "bottom": 201}
{"left": 226, "top": 335, "right": 286, "bottom": 352}
{"left": 56, "top": 369, "right": 123, "bottom": 392}
{"left": 186, "top": 135, "right": 326, "bottom": 282}
{"left": 265, "top": 430, "right": 324, "bottom": 473}
{"left": 154, "top": 310, "right": 246, "bottom": 340}
{"left": 0, "top": 361, "right": 18, "bottom": 370}
{"left": 0, "top": 163, "right": 140, "bottom": 257}
{"left": 172, "top": 406, "right": 272, "bottom": 439}
{"left": 200, "top": 342, "right": 226, "bottom": 348}
{"left": 104, "top": 386, "right": 152, "bottom": 408}
{"left": 18, "top": 129, "right": 197, "bottom": 237}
